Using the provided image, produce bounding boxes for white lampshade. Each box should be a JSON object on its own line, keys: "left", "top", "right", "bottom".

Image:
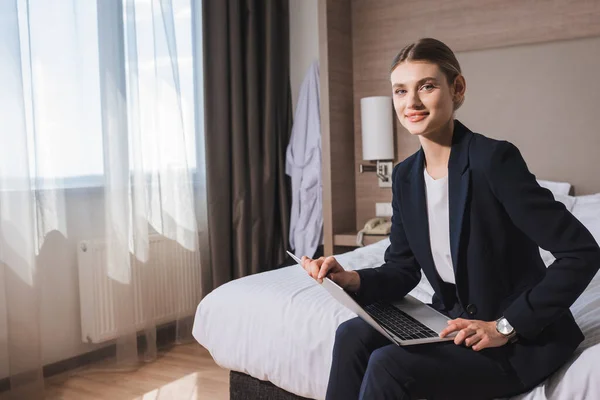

{"left": 360, "top": 96, "right": 394, "bottom": 160}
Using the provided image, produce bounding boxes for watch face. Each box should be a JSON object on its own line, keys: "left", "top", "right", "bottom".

{"left": 497, "top": 318, "right": 514, "bottom": 335}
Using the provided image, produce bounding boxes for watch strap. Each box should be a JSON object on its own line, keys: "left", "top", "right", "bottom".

{"left": 506, "top": 330, "right": 518, "bottom": 343}
{"left": 496, "top": 317, "right": 518, "bottom": 343}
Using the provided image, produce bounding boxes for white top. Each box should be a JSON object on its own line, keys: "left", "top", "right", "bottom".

{"left": 423, "top": 168, "right": 456, "bottom": 284}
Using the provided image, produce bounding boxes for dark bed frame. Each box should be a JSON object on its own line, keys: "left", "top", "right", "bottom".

{"left": 230, "top": 371, "right": 314, "bottom": 400}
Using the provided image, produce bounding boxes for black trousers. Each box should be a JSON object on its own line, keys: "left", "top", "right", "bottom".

{"left": 325, "top": 316, "right": 529, "bottom": 400}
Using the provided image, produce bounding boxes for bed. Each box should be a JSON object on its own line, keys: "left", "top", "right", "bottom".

{"left": 192, "top": 190, "right": 600, "bottom": 400}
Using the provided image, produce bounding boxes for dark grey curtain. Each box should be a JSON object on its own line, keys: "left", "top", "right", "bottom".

{"left": 202, "top": 0, "right": 292, "bottom": 287}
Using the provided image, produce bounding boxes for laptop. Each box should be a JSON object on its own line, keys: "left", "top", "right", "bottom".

{"left": 287, "top": 251, "right": 455, "bottom": 346}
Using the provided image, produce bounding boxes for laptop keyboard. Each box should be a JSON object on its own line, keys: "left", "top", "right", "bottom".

{"left": 364, "top": 302, "right": 439, "bottom": 341}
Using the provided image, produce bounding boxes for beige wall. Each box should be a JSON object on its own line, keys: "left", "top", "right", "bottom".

{"left": 457, "top": 37, "right": 600, "bottom": 196}
{"left": 289, "top": 0, "right": 319, "bottom": 113}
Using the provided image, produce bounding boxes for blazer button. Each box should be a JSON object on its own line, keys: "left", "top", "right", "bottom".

{"left": 466, "top": 304, "right": 477, "bottom": 316}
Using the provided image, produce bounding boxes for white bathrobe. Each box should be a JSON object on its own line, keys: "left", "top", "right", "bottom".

{"left": 285, "top": 61, "right": 322, "bottom": 258}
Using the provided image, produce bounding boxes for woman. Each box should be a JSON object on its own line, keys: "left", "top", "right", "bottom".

{"left": 301, "top": 38, "right": 600, "bottom": 400}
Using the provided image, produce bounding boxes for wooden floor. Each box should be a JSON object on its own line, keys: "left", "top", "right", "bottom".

{"left": 43, "top": 343, "right": 229, "bottom": 400}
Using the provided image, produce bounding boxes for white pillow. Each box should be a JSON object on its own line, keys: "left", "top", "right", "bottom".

{"left": 537, "top": 179, "right": 572, "bottom": 196}
{"left": 572, "top": 193, "right": 600, "bottom": 222}
{"left": 574, "top": 193, "right": 600, "bottom": 205}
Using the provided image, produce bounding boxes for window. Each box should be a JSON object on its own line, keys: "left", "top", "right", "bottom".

{"left": 14, "top": 0, "right": 200, "bottom": 189}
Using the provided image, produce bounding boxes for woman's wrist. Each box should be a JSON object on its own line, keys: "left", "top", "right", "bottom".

{"left": 347, "top": 270, "right": 361, "bottom": 293}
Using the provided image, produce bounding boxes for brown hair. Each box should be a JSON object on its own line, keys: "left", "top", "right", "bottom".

{"left": 390, "top": 38, "right": 464, "bottom": 109}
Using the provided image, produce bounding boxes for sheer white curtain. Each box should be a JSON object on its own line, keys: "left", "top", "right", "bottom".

{"left": 0, "top": 0, "right": 206, "bottom": 398}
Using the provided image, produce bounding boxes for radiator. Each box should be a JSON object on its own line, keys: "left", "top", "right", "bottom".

{"left": 77, "top": 235, "right": 201, "bottom": 344}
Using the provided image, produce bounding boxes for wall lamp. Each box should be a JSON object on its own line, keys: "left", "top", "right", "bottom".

{"left": 359, "top": 96, "right": 394, "bottom": 188}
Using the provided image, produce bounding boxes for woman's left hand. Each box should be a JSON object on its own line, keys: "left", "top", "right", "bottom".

{"left": 439, "top": 318, "right": 508, "bottom": 351}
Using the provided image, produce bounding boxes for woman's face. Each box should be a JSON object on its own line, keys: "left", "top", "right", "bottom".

{"left": 390, "top": 61, "right": 461, "bottom": 138}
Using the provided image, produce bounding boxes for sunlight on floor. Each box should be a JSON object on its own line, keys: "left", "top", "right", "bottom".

{"left": 42, "top": 343, "right": 228, "bottom": 400}
{"left": 137, "top": 372, "right": 200, "bottom": 400}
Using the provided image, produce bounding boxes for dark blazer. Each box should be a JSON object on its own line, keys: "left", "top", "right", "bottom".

{"left": 355, "top": 120, "right": 600, "bottom": 388}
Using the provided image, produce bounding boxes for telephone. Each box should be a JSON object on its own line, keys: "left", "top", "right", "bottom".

{"left": 356, "top": 217, "right": 392, "bottom": 246}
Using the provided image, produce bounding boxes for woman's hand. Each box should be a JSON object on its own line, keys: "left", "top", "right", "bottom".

{"left": 439, "top": 318, "right": 508, "bottom": 351}
{"left": 301, "top": 256, "right": 361, "bottom": 292}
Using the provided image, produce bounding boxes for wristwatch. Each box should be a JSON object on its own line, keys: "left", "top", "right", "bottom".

{"left": 496, "top": 316, "right": 518, "bottom": 343}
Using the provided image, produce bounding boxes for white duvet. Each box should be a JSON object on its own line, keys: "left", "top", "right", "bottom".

{"left": 193, "top": 199, "right": 600, "bottom": 399}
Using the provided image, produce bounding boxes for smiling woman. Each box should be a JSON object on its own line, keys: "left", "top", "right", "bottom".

{"left": 390, "top": 39, "right": 466, "bottom": 143}
{"left": 306, "top": 38, "right": 600, "bottom": 400}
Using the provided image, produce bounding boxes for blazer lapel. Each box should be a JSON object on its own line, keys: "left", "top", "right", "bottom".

{"left": 400, "top": 120, "right": 473, "bottom": 307}
{"left": 448, "top": 121, "right": 472, "bottom": 278}
{"left": 399, "top": 149, "right": 445, "bottom": 299}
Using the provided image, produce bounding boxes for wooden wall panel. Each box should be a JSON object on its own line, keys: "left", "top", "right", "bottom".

{"left": 319, "top": 0, "right": 356, "bottom": 255}
{"left": 351, "top": 0, "right": 600, "bottom": 229}
{"left": 352, "top": 0, "right": 600, "bottom": 90}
